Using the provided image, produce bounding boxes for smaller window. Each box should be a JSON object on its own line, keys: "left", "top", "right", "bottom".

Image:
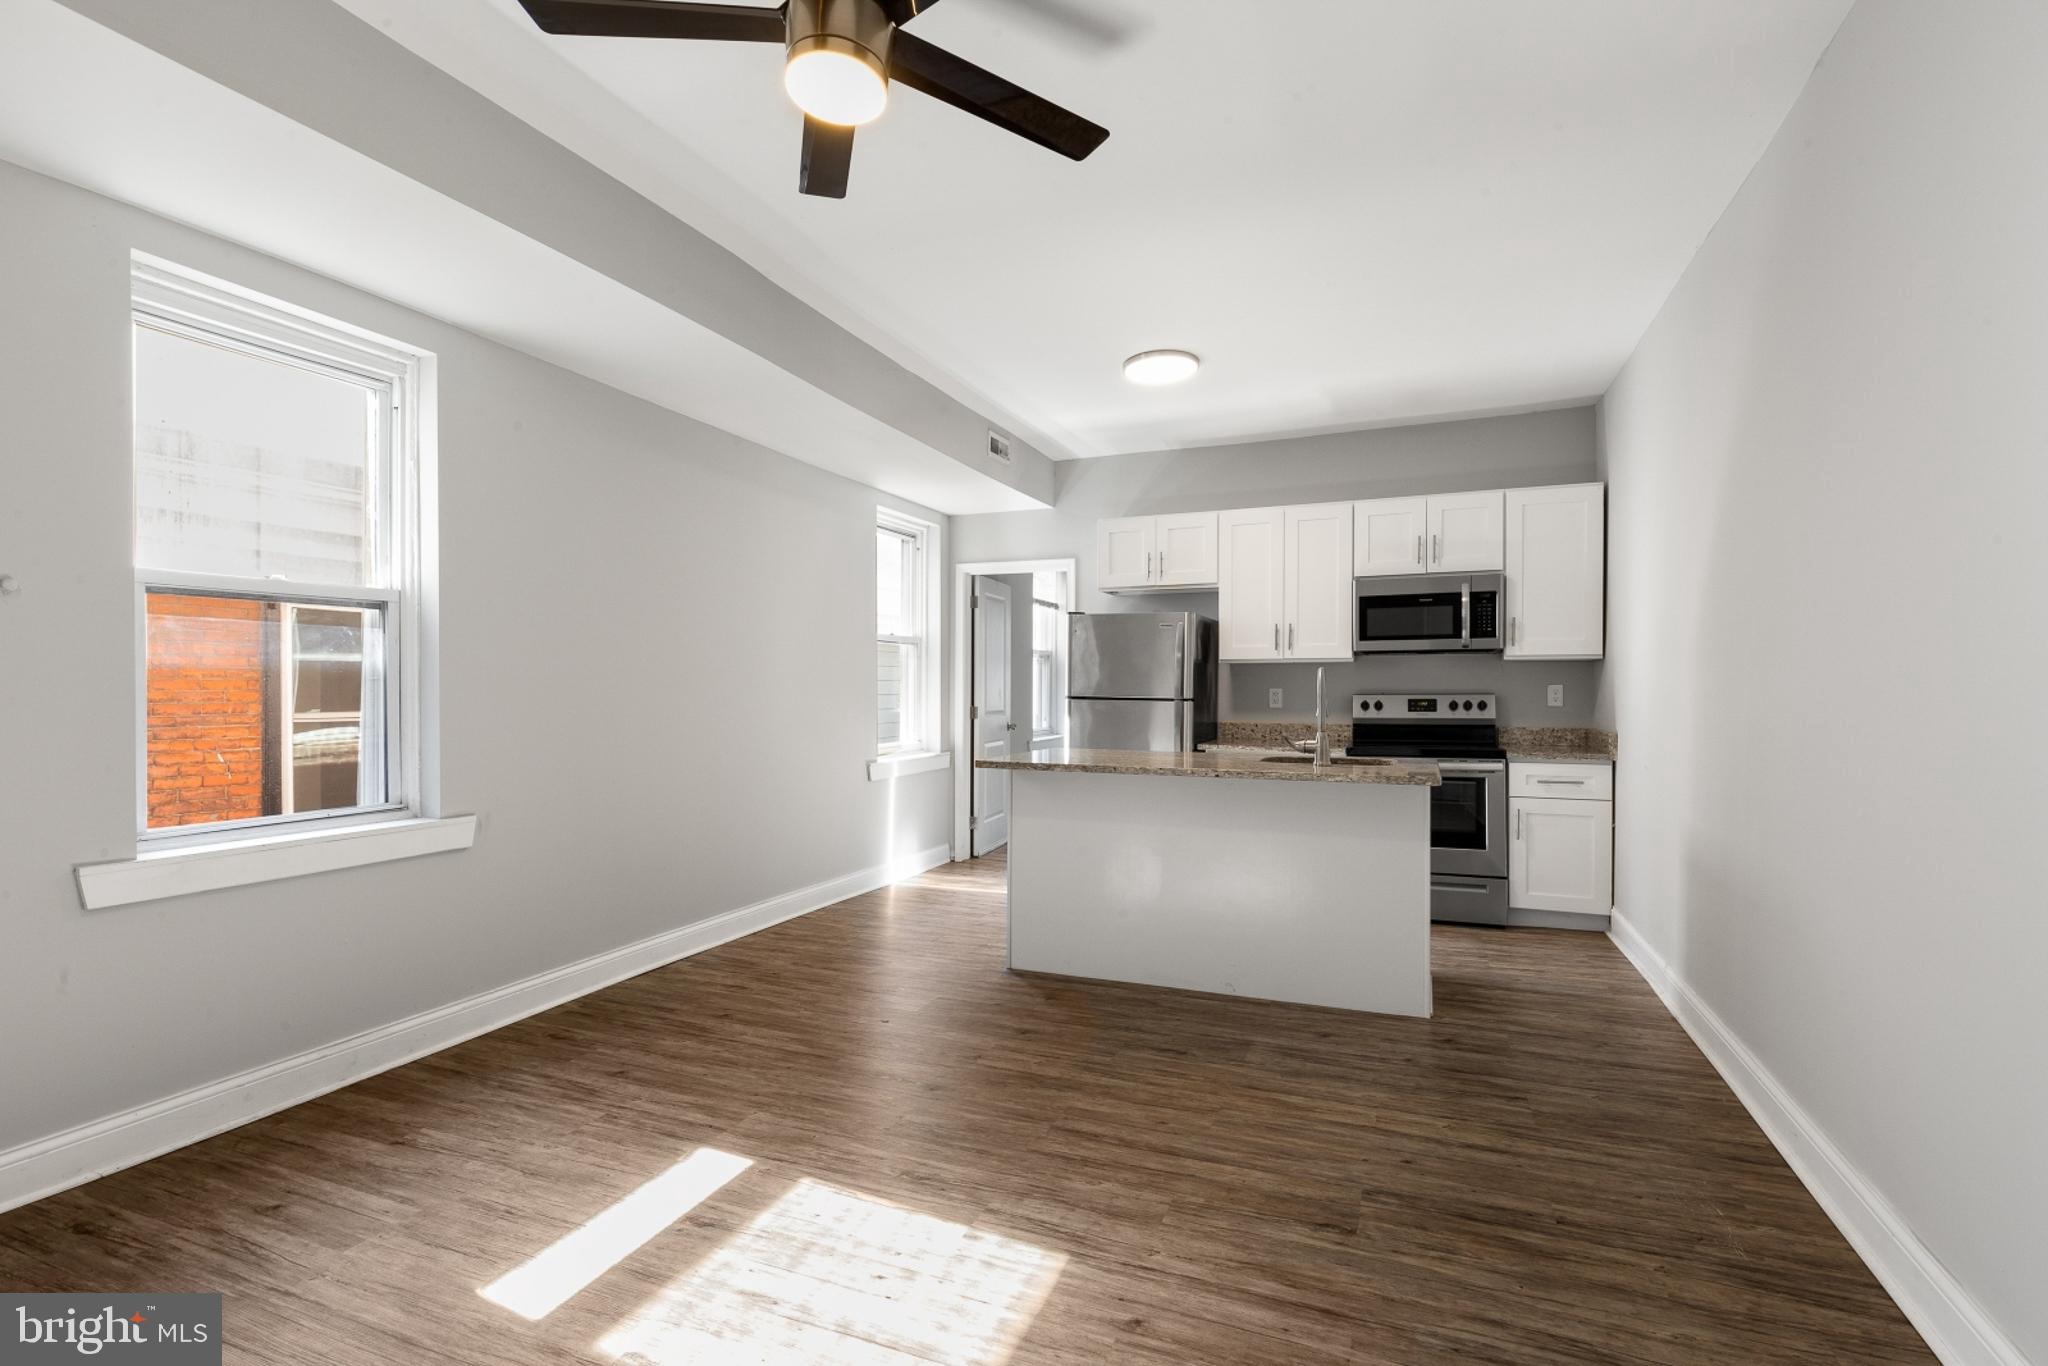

{"left": 876, "top": 509, "right": 938, "bottom": 756}
{"left": 1030, "top": 570, "right": 1067, "bottom": 741}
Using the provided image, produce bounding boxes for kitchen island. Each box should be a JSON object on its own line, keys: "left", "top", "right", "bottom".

{"left": 975, "top": 747, "right": 1441, "bottom": 1018}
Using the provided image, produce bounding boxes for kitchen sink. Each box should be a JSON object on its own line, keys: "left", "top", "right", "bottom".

{"left": 1258, "top": 755, "right": 1393, "bottom": 766}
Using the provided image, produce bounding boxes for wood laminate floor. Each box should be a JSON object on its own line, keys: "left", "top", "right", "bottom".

{"left": 0, "top": 851, "right": 1933, "bottom": 1364}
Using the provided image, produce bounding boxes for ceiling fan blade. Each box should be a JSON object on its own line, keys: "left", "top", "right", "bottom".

{"left": 800, "top": 117, "right": 855, "bottom": 198}
{"left": 888, "top": 31, "right": 1109, "bottom": 161}
{"left": 512, "top": 0, "right": 786, "bottom": 42}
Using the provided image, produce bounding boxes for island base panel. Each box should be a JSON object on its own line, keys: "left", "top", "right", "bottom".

{"left": 1005, "top": 770, "right": 1432, "bottom": 1018}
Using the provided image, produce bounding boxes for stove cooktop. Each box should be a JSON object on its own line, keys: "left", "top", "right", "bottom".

{"left": 1348, "top": 692, "right": 1503, "bottom": 761}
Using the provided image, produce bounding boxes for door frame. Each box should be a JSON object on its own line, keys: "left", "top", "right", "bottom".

{"left": 951, "top": 557, "right": 1077, "bottom": 862}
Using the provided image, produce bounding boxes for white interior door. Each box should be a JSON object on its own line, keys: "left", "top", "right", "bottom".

{"left": 973, "top": 580, "right": 1013, "bottom": 856}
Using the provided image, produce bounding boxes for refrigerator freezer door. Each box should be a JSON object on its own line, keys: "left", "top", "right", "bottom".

{"left": 1068, "top": 699, "right": 1184, "bottom": 752}
{"left": 1070, "top": 614, "right": 1186, "bottom": 701}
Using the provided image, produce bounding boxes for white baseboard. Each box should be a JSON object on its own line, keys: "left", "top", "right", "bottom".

{"left": 0, "top": 843, "right": 951, "bottom": 1215}
{"left": 1607, "top": 911, "right": 2028, "bottom": 1366}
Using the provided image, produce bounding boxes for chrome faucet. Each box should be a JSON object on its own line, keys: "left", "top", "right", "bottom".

{"left": 1313, "top": 665, "right": 1332, "bottom": 767}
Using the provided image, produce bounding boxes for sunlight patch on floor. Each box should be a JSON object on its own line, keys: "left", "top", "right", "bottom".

{"left": 480, "top": 1148, "right": 754, "bottom": 1321}
{"left": 597, "top": 1177, "right": 1066, "bottom": 1365}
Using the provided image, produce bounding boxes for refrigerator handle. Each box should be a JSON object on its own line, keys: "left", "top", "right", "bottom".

{"left": 1174, "top": 621, "right": 1189, "bottom": 748}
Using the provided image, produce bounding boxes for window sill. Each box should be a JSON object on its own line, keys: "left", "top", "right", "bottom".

{"left": 868, "top": 751, "right": 951, "bottom": 783}
{"left": 75, "top": 814, "right": 477, "bottom": 910}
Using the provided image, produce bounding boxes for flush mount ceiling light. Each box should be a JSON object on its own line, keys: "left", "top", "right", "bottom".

{"left": 1123, "top": 350, "right": 1202, "bottom": 386}
{"left": 512, "top": 0, "right": 1110, "bottom": 199}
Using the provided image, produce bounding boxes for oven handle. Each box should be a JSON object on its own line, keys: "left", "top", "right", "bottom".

{"left": 1435, "top": 760, "right": 1505, "bottom": 774}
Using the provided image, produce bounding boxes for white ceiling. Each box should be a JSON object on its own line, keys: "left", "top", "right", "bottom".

{"left": 344, "top": 0, "right": 1851, "bottom": 458}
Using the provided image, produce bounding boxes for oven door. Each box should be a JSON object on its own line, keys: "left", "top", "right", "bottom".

{"left": 1430, "top": 760, "right": 1507, "bottom": 878}
{"left": 1354, "top": 574, "right": 1501, "bottom": 653}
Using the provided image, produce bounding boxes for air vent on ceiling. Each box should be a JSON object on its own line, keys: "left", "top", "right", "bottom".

{"left": 986, "top": 430, "right": 1012, "bottom": 464}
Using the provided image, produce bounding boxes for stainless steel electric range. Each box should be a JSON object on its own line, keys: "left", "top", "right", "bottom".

{"left": 1347, "top": 693, "right": 1509, "bottom": 926}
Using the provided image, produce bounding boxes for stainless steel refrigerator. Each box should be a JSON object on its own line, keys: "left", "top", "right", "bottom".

{"left": 1067, "top": 612, "right": 1218, "bottom": 752}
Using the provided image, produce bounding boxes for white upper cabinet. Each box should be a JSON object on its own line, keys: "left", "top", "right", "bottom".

{"left": 1282, "top": 503, "right": 1355, "bottom": 662}
{"left": 1428, "top": 490, "right": 1505, "bottom": 572}
{"left": 1154, "top": 512, "right": 1220, "bottom": 587}
{"left": 1097, "top": 517, "right": 1156, "bottom": 591}
{"left": 1217, "top": 508, "right": 1284, "bottom": 660}
{"left": 1097, "top": 513, "right": 1217, "bottom": 591}
{"left": 1505, "top": 484, "right": 1605, "bottom": 659}
{"left": 1352, "top": 497, "right": 1429, "bottom": 577}
{"left": 1355, "top": 492, "right": 1505, "bottom": 574}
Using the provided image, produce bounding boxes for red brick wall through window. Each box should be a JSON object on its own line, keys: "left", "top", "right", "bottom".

{"left": 145, "top": 593, "right": 274, "bottom": 827}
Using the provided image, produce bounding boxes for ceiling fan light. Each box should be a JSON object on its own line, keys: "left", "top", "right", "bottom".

{"left": 1124, "top": 350, "right": 1201, "bottom": 386}
{"left": 785, "top": 40, "right": 889, "bottom": 127}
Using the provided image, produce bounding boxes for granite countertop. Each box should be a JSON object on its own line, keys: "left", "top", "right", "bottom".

{"left": 1500, "top": 727, "right": 1618, "bottom": 765}
{"left": 977, "top": 746, "right": 1440, "bottom": 786}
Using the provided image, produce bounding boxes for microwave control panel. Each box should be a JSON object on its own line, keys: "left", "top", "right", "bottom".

{"left": 1469, "top": 594, "right": 1498, "bottom": 640}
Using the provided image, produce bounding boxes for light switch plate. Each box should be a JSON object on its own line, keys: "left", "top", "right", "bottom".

{"left": 1268, "top": 688, "right": 1284, "bottom": 709}
{"left": 1547, "top": 684, "right": 1565, "bottom": 707}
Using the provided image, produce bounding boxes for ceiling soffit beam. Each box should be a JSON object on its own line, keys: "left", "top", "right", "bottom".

{"left": 48, "top": 0, "right": 1055, "bottom": 510}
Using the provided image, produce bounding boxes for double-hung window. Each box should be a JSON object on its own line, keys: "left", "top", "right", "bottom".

{"left": 1030, "top": 570, "right": 1067, "bottom": 741}
{"left": 130, "top": 258, "right": 430, "bottom": 846}
{"left": 875, "top": 508, "right": 938, "bottom": 758}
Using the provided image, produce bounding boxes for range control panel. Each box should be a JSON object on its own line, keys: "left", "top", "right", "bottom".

{"left": 1352, "top": 693, "right": 1497, "bottom": 720}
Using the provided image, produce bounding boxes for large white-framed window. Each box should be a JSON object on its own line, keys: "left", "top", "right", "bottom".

{"left": 128, "top": 256, "right": 433, "bottom": 851}
{"left": 1030, "top": 569, "right": 1068, "bottom": 742}
{"left": 875, "top": 507, "right": 942, "bottom": 766}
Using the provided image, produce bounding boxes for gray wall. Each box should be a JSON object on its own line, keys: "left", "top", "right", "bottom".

{"left": 952, "top": 408, "right": 1604, "bottom": 726}
{"left": 1598, "top": 0, "right": 2045, "bottom": 1356}
{"left": 0, "top": 161, "right": 954, "bottom": 1154}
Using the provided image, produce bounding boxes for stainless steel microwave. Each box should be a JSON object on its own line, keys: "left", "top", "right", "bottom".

{"left": 1354, "top": 572, "right": 1503, "bottom": 653}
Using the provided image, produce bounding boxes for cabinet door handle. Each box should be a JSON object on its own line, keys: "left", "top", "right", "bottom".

{"left": 1535, "top": 778, "right": 1586, "bottom": 786}
{"left": 1415, "top": 533, "right": 1423, "bottom": 564}
{"left": 1509, "top": 616, "right": 1518, "bottom": 647}
{"left": 1288, "top": 623, "right": 1295, "bottom": 652}
{"left": 1516, "top": 808, "right": 1523, "bottom": 839}
{"left": 1159, "top": 549, "right": 1167, "bottom": 577}
{"left": 1147, "top": 551, "right": 1153, "bottom": 580}
{"left": 1273, "top": 623, "right": 1280, "bottom": 653}
{"left": 1432, "top": 533, "right": 1440, "bottom": 565}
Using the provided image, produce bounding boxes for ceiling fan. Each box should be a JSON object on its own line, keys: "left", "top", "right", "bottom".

{"left": 512, "top": 0, "right": 1111, "bottom": 198}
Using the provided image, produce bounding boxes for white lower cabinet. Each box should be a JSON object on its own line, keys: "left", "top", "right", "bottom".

{"left": 1508, "top": 764, "right": 1613, "bottom": 916}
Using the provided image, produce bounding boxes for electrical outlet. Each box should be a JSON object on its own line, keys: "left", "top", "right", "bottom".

{"left": 1268, "top": 688, "right": 1284, "bottom": 709}
{"left": 1547, "top": 684, "right": 1565, "bottom": 708}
